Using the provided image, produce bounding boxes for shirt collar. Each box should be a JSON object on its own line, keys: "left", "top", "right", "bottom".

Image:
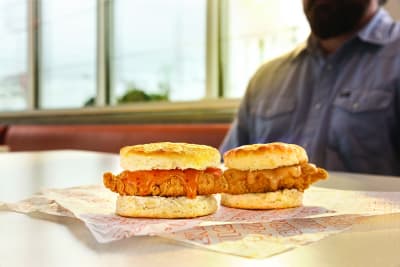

{"left": 357, "top": 8, "right": 398, "bottom": 45}
{"left": 291, "top": 8, "right": 398, "bottom": 61}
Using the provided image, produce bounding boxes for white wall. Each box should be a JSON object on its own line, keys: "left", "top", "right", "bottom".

{"left": 386, "top": 0, "right": 400, "bottom": 20}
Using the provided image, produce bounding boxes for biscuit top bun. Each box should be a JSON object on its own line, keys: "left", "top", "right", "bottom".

{"left": 120, "top": 142, "right": 221, "bottom": 171}
{"left": 223, "top": 142, "right": 308, "bottom": 171}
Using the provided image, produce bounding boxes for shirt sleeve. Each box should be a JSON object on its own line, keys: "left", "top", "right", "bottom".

{"left": 395, "top": 79, "right": 400, "bottom": 152}
{"left": 219, "top": 89, "right": 251, "bottom": 154}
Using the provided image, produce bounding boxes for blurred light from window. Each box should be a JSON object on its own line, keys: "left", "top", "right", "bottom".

{"left": 222, "top": 0, "right": 310, "bottom": 98}
{"left": 112, "top": 0, "right": 207, "bottom": 104}
{"left": 0, "top": 0, "right": 28, "bottom": 111}
{"left": 39, "top": 0, "right": 97, "bottom": 109}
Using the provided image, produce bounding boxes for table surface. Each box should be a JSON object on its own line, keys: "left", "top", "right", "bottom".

{"left": 0, "top": 150, "right": 399, "bottom": 267}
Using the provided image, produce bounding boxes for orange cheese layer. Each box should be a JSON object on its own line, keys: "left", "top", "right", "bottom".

{"left": 117, "top": 168, "right": 222, "bottom": 198}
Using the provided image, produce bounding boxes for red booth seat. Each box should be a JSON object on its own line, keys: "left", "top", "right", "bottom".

{"left": 0, "top": 125, "right": 7, "bottom": 144}
{"left": 5, "top": 124, "right": 230, "bottom": 153}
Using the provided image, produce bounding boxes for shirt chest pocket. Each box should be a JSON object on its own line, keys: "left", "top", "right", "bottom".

{"left": 249, "top": 97, "right": 296, "bottom": 141}
{"left": 330, "top": 88, "right": 394, "bottom": 154}
{"left": 333, "top": 88, "right": 393, "bottom": 113}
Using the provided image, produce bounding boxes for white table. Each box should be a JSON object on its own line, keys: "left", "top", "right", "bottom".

{"left": 1, "top": 150, "right": 399, "bottom": 267}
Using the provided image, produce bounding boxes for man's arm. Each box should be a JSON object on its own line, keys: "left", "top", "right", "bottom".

{"left": 395, "top": 78, "right": 400, "bottom": 153}
{"left": 219, "top": 53, "right": 287, "bottom": 154}
{"left": 219, "top": 90, "right": 251, "bottom": 154}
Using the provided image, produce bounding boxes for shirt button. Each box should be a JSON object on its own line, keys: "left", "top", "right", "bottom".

{"left": 314, "top": 103, "right": 321, "bottom": 110}
{"left": 353, "top": 102, "right": 359, "bottom": 110}
{"left": 326, "top": 64, "right": 333, "bottom": 70}
{"left": 303, "top": 142, "right": 308, "bottom": 149}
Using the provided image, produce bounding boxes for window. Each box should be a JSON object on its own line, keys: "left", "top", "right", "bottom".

{"left": 112, "top": 0, "right": 207, "bottom": 104}
{"left": 0, "top": 0, "right": 28, "bottom": 111}
{"left": 2, "top": 0, "right": 400, "bottom": 116}
{"left": 221, "top": 0, "right": 310, "bottom": 98}
{"left": 39, "top": 0, "right": 97, "bottom": 109}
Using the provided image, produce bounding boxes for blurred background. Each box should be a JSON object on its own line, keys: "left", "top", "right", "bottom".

{"left": 0, "top": 0, "right": 399, "bottom": 121}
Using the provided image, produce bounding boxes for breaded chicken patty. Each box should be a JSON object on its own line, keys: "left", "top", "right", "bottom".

{"left": 223, "top": 163, "right": 327, "bottom": 194}
{"left": 103, "top": 168, "right": 227, "bottom": 198}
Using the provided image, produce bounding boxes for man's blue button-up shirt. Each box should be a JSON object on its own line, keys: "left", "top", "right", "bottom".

{"left": 220, "top": 9, "right": 400, "bottom": 176}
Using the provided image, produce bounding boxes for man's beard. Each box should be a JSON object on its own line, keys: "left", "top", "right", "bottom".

{"left": 304, "top": 0, "right": 371, "bottom": 39}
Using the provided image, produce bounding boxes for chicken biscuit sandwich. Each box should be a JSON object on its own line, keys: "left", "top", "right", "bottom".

{"left": 103, "top": 142, "right": 226, "bottom": 218}
{"left": 221, "top": 142, "right": 328, "bottom": 209}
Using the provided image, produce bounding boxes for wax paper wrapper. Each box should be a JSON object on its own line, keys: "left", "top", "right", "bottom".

{"left": 2, "top": 185, "right": 400, "bottom": 258}
{"left": 160, "top": 187, "right": 400, "bottom": 257}
{"left": 161, "top": 214, "right": 367, "bottom": 258}
{"left": 1, "top": 185, "right": 331, "bottom": 241}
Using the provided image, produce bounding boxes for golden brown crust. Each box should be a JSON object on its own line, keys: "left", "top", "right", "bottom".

{"left": 103, "top": 169, "right": 228, "bottom": 197}
{"left": 222, "top": 163, "right": 328, "bottom": 194}
{"left": 120, "top": 142, "right": 221, "bottom": 171}
{"left": 104, "top": 163, "right": 327, "bottom": 197}
{"left": 116, "top": 195, "right": 218, "bottom": 218}
{"left": 221, "top": 189, "right": 303, "bottom": 209}
{"left": 223, "top": 142, "right": 308, "bottom": 170}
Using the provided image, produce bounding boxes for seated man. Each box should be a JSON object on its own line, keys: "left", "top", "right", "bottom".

{"left": 220, "top": 0, "right": 400, "bottom": 176}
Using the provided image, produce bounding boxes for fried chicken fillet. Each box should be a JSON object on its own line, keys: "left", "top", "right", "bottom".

{"left": 103, "top": 168, "right": 227, "bottom": 198}
{"left": 223, "top": 162, "right": 326, "bottom": 194}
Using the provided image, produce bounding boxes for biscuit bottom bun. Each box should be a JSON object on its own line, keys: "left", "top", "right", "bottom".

{"left": 116, "top": 195, "right": 218, "bottom": 218}
{"left": 220, "top": 189, "right": 303, "bottom": 210}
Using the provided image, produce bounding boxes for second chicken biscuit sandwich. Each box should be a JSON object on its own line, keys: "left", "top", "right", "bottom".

{"left": 221, "top": 142, "right": 328, "bottom": 209}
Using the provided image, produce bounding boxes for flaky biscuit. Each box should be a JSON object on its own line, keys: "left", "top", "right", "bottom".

{"left": 223, "top": 142, "right": 308, "bottom": 171}
{"left": 116, "top": 195, "right": 218, "bottom": 218}
{"left": 120, "top": 142, "right": 221, "bottom": 171}
{"left": 220, "top": 189, "right": 302, "bottom": 209}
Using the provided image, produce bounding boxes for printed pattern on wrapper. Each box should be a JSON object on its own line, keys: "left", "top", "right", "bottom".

{"left": 3, "top": 185, "right": 400, "bottom": 258}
